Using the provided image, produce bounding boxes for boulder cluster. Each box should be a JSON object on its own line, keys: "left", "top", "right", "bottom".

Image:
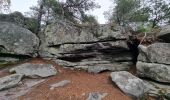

{"left": 0, "top": 18, "right": 170, "bottom": 99}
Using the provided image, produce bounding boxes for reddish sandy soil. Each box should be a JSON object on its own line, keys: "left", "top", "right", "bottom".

{"left": 0, "top": 59, "right": 156, "bottom": 100}
{"left": 9, "top": 58, "right": 131, "bottom": 100}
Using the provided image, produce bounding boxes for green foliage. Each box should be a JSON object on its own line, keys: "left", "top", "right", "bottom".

{"left": 25, "top": 18, "right": 38, "bottom": 33}
{"left": 0, "top": 11, "right": 25, "bottom": 25}
{"left": 136, "top": 23, "right": 153, "bottom": 33}
{"left": 111, "top": 0, "right": 149, "bottom": 25}
{"left": 107, "top": 0, "right": 170, "bottom": 29}
{"left": 145, "top": 0, "right": 170, "bottom": 28}
{"left": 129, "top": 8, "right": 150, "bottom": 22}
{"left": 82, "top": 15, "right": 98, "bottom": 25}
{"left": 30, "top": 0, "right": 100, "bottom": 24}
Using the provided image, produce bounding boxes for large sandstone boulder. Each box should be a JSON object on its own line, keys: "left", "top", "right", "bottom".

{"left": 157, "top": 25, "right": 170, "bottom": 43}
{"left": 0, "top": 22, "right": 39, "bottom": 55}
{"left": 110, "top": 71, "right": 148, "bottom": 99}
{"left": 138, "top": 43, "right": 170, "bottom": 64}
{"left": 137, "top": 43, "right": 170, "bottom": 83}
{"left": 0, "top": 22, "right": 39, "bottom": 63}
{"left": 40, "top": 20, "right": 133, "bottom": 72}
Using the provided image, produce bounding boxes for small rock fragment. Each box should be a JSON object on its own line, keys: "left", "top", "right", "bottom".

{"left": 50, "top": 80, "right": 71, "bottom": 90}
{"left": 86, "top": 92, "right": 108, "bottom": 100}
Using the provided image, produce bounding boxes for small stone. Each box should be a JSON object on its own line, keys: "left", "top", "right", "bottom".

{"left": 50, "top": 80, "right": 71, "bottom": 90}
{"left": 86, "top": 92, "right": 108, "bottom": 100}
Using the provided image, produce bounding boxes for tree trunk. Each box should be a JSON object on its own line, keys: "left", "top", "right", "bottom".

{"left": 35, "top": 0, "right": 45, "bottom": 57}
{"left": 152, "top": 19, "right": 157, "bottom": 28}
{"left": 35, "top": 0, "right": 45, "bottom": 35}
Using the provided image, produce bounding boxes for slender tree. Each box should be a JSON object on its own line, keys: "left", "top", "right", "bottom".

{"left": 146, "top": 0, "right": 170, "bottom": 28}
{"left": 30, "top": 0, "right": 99, "bottom": 25}
{"left": 113, "top": 0, "right": 141, "bottom": 25}
{"left": 35, "top": 0, "right": 45, "bottom": 34}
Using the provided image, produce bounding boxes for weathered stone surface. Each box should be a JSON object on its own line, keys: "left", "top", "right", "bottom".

{"left": 55, "top": 59, "right": 77, "bottom": 67}
{"left": 165, "top": 93, "right": 170, "bottom": 100}
{"left": 137, "top": 42, "right": 170, "bottom": 84}
{"left": 86, "top": 92, "right": 108, "bottom": 100}
{"left": 144, "top": 80, "right": 170, "bottom": 99}
{"left": 50, "top": 41, "right": 129, "bottom": 55}
{"left": 55, "top": 59, "right": 132, "bottom": 73}
{"left": 137, "top": 45, "right": 147, "bottom": 62}
{"left": 0, "top": 22, "right": 39, "bottom": 56}
{"left": 157, "top": 25, "right": 170, "bottom": 43}
{"left": 137, "top": 61, "right": 170, "bottom": 83}
{"left": 0, "top": 74, "right": 23, "bottom": 91}
{"left": 39, "top": 21, "right": 96, "bottom": 51}
{"left": 75, "top": 62, "right": 132, "bottom": 73}
{"left": 0, "top": 12, "right": 38, "bottom": 33}
{"left": 41, "top": 21, "right": 126, "bottom": 47}
{"left": 10, "top": 63, "right": 57, "bottom": 78}
{"left": 39, "top": 20, "right": 133, "bottom": 72}
{"left": 53, "top": 41, "right": 132, "bottom": 70}
{"left": 110, "top": 71, "right": 148, "bottom": 99}
{"left": 138, "top": 43, "right": 170, "bottom": 65}
{"left": 50, "top": 80, "right": 71, "bottom": 90}
{"left": 0, "top": 79, "right": 45, "bottom": 99}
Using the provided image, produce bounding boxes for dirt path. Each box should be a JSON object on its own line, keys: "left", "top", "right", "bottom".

{"left": 1, "top": 59, "right": 131, "bottom": 100}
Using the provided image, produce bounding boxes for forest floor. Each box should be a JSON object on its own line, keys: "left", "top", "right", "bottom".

{"left": 0, "top": 58, "right": 154, "bottom": 100}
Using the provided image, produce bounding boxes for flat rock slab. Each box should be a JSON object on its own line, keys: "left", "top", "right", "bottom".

{"left": 10, "top": 63, "right": 57, "bottom": 78}
{"left": 0, "top": 74, "right": 23, "bottom": 91}
{"left": 50, "top": 80, "right": 71, "bottom": 90}
{"left": 75, "top": 63, "right": 132, "bottom": 74}
{"left": 110, "top": 71, "right": 148, "bottom": 99}
{"left": 87, "top": 63, "right": 131, "bottom": 73}
{"left": 55, "top": 59, "right": 132, "bottom": 73}
{"left": 86, "top": 92, "right": 108, "bottom": 100}
{"left": 0, "top": 79, "right": 45, "bottom": 100}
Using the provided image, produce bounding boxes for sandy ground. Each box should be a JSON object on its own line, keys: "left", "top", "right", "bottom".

{"left": 9, "top": 58, "right": 131, "bottom": 100}
{"left": 0, "top": 58, "right": 157, "bottom": 100}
